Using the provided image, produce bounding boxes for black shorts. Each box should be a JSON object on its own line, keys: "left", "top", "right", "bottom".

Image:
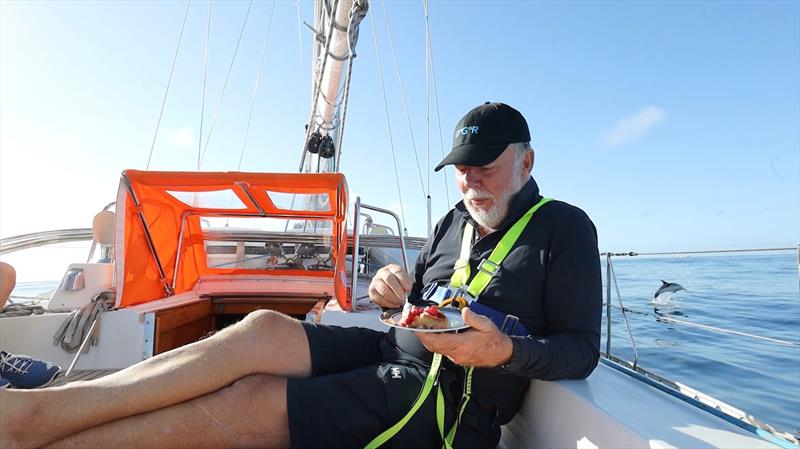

{"left": 286, "top": 322, "right": 500, "bottom": 449}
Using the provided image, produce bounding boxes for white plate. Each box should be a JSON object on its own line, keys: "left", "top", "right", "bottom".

{"left": 380, "top": 308, "right": 471, "bottom": 333}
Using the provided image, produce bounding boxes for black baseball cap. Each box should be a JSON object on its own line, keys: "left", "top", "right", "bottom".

{"left": 434, "top": 102, "right": 530, "bottom": 172}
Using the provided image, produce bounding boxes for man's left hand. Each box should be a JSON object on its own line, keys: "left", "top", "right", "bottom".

{"left": 416, "top": 307, "right": 513, "bottom": 368}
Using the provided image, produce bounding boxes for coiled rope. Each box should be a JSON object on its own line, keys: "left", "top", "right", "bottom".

{"left": 52, "top": 290, "right": 116, "bottom": 353}
{"left": 0, "top": 303, "right": 47, "bottom": 318}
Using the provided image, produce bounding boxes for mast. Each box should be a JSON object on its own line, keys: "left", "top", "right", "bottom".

{"left": 300, "top": 0, "right": 368, "bottom": 174}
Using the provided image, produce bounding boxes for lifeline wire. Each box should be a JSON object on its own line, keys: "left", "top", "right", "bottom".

{"left": 602, "top": 302, "right": 800, "bottom": 347}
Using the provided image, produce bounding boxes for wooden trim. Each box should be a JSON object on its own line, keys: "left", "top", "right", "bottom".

{"left": 212, "top": 297, "right": 319, "bottom": 316}
{"left": 154, "top": 300, "right": 213, "bottom": 354}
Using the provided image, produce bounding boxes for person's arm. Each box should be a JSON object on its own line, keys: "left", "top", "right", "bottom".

{"left": 501, "top": 208, "right": 602, "bottom": 380}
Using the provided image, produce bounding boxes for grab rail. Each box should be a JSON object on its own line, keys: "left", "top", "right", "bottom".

{"left": 349, "top": 199, "right": 408, "bottom": 312}
{"left": 0, "top": 229, "right": 94, "bottom": 256}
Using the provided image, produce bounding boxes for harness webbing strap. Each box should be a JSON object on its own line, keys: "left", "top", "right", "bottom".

{"left": 364, "top": 353, "right": 444, "bottom": 449}
{"left": 450, "top": 197, "right": 553, "bottom": 298}
{"left": 436, "top": 383, "right": 447, "bottom": 443}
{"left": 441, "top": 366, "right": 474, "bottom": 449}
{"left": 365, "top": 197, "right": 552, "bottom": 449}
{"left": 449, "top": 222, "right": 474, "bottom": 288}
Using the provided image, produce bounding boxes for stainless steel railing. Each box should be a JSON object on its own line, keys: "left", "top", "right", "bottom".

{"left": 0, "top": 229, "right": 94, "bottom": 256}
{"left": 350, "top": 198, "right": 409, "bottom": 311}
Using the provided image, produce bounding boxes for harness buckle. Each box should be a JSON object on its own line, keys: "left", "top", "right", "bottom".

{"left": 437, "top": 286, "right": 475, "bottom": 310}
{"left": 499, "top": 314, "right": 519, "bottom": 335}
{"left": 423, "top": 284, "right": 454, "bottom": 306}
{"left": 477, "top": 258, "right": 500, "bottom": 276}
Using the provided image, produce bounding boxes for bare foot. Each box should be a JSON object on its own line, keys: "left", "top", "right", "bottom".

{"left": 0, "top": 389, "right": 43, "bottom": 449}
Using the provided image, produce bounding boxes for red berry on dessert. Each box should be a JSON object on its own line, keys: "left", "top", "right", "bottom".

{"left": 400, "top": 305, "right": 449, "bottom": 329}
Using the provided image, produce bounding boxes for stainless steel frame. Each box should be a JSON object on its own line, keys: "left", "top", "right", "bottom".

{"left": 350, "top": 197, "right": 361, "bottom": 310}
{"left": 0, "top": 229, "right": 93, "bottom": 256}
{"left": 122, "top": 176, "right": 173, "bottom": 296}
{"left": 349, "top": 199, "right": 409, "bottom": 312}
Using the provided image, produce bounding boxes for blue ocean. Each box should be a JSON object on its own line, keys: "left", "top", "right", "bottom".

{"left": 11, "top": 252, "right": 800, "bottom": 435}
{"left": 600, "top": 251, "right": 800, "bottom": 436}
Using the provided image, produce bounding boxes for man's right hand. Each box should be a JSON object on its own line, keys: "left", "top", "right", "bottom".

{"left": 368, "top": 264, "right": 412, "bottom": 309}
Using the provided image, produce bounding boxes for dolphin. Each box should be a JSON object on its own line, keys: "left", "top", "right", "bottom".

{"left": 654, "top": 280, "right": 685, "bottom": 299}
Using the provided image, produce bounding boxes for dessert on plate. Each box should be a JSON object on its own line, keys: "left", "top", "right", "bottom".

{"left": 399, "top": 305, "right": 449, "bottom": 330}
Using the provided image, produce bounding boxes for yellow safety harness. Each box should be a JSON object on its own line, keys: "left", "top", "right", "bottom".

{"left": 364, "top": 197, "right": 553, "bottom": 449}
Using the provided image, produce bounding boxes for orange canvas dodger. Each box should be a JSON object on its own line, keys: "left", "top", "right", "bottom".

{"left": 114, "top": 170, "right": 350, "bottom": 309}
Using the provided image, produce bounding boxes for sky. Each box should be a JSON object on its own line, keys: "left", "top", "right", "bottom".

{"left": 1, "top": 0, "right": 799, "bottom": 259}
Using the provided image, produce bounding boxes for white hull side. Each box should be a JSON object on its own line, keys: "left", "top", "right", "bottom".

{"left": 0, "top": 308, "right": 148, "bottom": 370}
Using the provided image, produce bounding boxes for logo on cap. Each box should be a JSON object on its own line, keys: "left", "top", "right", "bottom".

{"left": 455, "top": 126, "right": 479, "bottom": 137}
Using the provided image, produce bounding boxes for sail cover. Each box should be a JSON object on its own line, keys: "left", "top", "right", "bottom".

{"left": 114, "top": 170, "right": 349, "bottom": 308}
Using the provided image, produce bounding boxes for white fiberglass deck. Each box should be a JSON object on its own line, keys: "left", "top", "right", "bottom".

{"left": 500, "top": 362, "right": 781, "bottom": 449}
{"left": 320, "top": 304, "right": 784, "bottom": 449}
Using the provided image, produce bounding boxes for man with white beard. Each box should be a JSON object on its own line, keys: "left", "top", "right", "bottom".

{"left": 0, "top": 102, "right": 600, "bottom": 449}
{"left": 365, "top": 102, "right": 602, "bottom": 448}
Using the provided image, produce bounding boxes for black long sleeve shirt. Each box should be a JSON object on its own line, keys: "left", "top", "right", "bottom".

{"left": 387, "top": 177, "right": 602, "bottom": 425}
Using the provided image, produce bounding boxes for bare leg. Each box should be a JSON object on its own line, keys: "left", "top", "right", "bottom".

{"left": 1, "top": 310, "right": 309, "bottom": 449}
{"left": 0, "top": 261, "right": 16, "bottom": 307}
{"left": 46, "top": 374, "right": 291, "bottom": 449}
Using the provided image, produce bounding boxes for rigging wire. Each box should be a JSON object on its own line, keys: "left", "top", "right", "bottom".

{"left": 369, "top": 8, "right": 407, "bottom": 233}
{"left": 423, "top": 0, "right": 431, "bottom": 237}
{"left": 425, "top": 8, "right": 451, "bottom": 207}
{"left": 379, "top": 0, "right": 426, "bottom": 203}
{"left": 295, "top": 0, "right": 306, "bottom": 109}
{"left": 197, "top": 0, "right": 212, "bottom": 171}
{"left": 238, "top": 0, "right": 277, "bottom": 171}
{"left": 199, "top": 0, "right": 254, "bottom": 168}
{"left": 424, "top": 0, "right": 430, "bottom": 201}
{"left": 145, "top": 0, "right": 191, "bottom": 170}
{"left": 298, "top": 0, "right": 340, "bottom": 173}
{"left": 334, "top": 50, "right": 354, "bottom": 173}
{"left": 334, "top": 0, "right": 368, "bottom": 172}
{"left": 333, "top": 0, "right": 356, "bottom": 172}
